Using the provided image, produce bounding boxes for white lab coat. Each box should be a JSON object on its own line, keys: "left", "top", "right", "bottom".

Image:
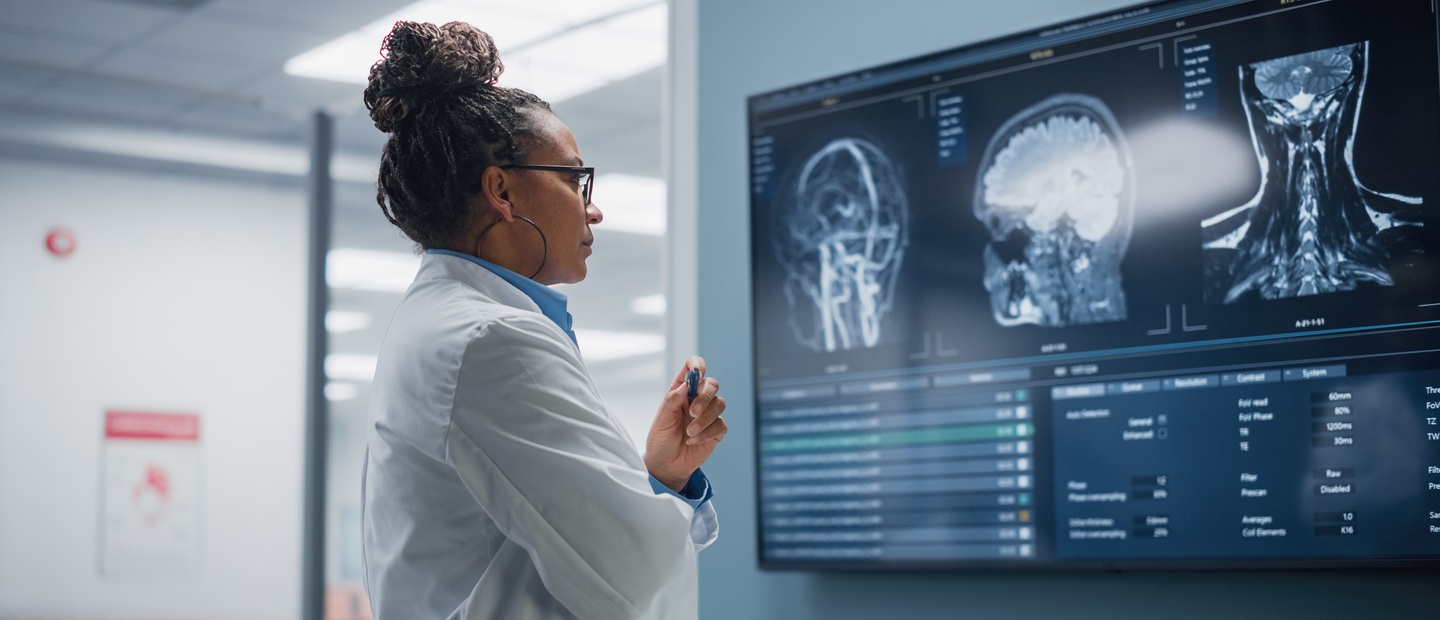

{"left": 362, "top": 253, "right": 718, "bottom": 620}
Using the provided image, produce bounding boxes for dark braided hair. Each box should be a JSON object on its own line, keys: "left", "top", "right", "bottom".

{"left": 364, "top": 21, "right": 552, "bottom": 250}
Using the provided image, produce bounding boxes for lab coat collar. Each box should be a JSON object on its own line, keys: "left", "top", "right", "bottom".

{"left": 424, "top": 249, "right": 577, "bottom": 345}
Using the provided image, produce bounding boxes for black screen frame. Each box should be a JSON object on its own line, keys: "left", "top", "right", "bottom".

{"left": 746, "top": 0, "right": 1440, "bottom": 572}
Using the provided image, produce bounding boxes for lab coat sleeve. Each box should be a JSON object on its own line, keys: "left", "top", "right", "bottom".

{"left": 651, "top": 471, "right": 719, "bottom": 552}
{"left": 445, "top": 314, "right": 706, "bottom": 620}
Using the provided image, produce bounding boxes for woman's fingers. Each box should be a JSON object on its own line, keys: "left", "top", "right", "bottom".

{"left": 685, "top": 392, "right": 726, "bottom": 438}
{"left": 686, "top": 416, "right": 728, "bottom": 445}
{"left": 663, "top": 380, "right": 689, "bottom": 413}
{"left": 687, "top": 377, "right": 720, "bottom": 418}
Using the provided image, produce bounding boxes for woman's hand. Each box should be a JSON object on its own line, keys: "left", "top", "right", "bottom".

{"left": 645, "top": 356, "right": 727, "bottom": 492}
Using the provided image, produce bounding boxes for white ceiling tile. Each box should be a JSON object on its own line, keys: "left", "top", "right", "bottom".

{"left": 0, "top": 0, "right": 179, "bottom": 43}
{"left": 142, "top": 14, "right": 338, "bottom": 64}
{"left": 27, "top": 76, "right": 196, "bottom": 123}
{"left": 203, "top": 0, "right": 412, "bottom": 32}
{"left": 93, "top": 49, "right": 259, "bottom": 91}
{"left": 0, "top": 0, "right": 665, "bottom": 214}
{"left": 0, "top": 65, "right": 58, "bottom": 103}
{"left": 0, "top": 25, "right": 113, "bottom": 69}
{"left": 122, "top": 37, "right": 269, "bottom": 68}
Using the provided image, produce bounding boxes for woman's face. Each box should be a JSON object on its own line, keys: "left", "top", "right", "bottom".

{"left": 509, "top": 112, "right": 604, "bottom": 285}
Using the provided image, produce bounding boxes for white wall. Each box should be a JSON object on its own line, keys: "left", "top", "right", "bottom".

{"left": 0, "top": 156, "right": 306, "bottom": 618}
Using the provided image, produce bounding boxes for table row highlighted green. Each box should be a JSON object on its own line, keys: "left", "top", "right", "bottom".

{"left": 761, "top": 422, "right": 1033, "bottom": 453}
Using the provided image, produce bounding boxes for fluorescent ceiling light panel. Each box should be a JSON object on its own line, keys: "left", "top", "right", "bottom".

{"left": 574, "top": 329, "right": 665, "bottom": 362}
{"left": 596, "top": 174, "right": 665, "bottom": 236}
{"left": 630, "top": 294, "right": 666, "bottom": 316}
{"left": 326, "top": 310, "right": 372, "bottom": 333}
{"left": 285, "top": 1, "right": 665, "bottom": 104}
{"left": 504, "top": 6, "right": 665, "bottom": 101}
{"left": 325, "top": 381, "right": 360, "bottom": 401}
{"left": 326, "top": 354, "right": 379, "bottom": 382}
{"left": 327, "top": 248, "right": 421, "bottom": 293}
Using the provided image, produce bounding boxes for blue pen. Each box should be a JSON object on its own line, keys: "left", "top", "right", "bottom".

{"left": 686, "top": 368, "right": 700, "bottom": 404}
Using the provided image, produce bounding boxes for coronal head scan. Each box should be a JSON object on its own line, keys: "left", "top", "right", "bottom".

{"left": 974, "top": 94, "right": 1135, "bottom": 328}
{"left": 1202, "top": 42, "right": 1424, "bottom": 303}
{"left": 773, "top": 138, "right": 909, "bottom": 352}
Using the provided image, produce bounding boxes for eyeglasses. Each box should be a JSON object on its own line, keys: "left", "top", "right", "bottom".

{"left": 501, "top": 164, "right": 595, "bottom": 206}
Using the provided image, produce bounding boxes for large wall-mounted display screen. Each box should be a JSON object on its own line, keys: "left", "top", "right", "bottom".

{"left": 748, "top": 0, "right": 1440, "bottom": 569}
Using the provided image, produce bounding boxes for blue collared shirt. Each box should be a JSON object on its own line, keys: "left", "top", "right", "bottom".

{"left": 425, "top": 249, "right": 713, "bottom": 510}
{"left": 649, "top": 469, "right": 714, "bottom": 510}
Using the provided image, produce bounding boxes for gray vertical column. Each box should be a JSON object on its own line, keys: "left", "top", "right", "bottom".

{"left": 301, "top": 110, "right": 333, "bottom": 620}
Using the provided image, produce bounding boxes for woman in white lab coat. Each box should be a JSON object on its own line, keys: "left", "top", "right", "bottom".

{"left": 359, "top": 21, "right": 726, "bottom": 619}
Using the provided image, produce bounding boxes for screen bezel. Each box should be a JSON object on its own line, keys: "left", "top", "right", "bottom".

{"left": 745, "top": 0, "right": 1440, "bottom": 572}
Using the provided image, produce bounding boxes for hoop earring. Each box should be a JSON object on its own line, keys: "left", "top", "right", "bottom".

{"left": 474, "top": 215, "right": 548, "bottom": 279}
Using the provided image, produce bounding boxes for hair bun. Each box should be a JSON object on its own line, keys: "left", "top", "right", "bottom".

{"left": 365, "top": 21, "right": 505, "bottom": 133}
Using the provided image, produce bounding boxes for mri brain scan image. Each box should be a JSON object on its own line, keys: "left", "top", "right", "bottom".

{"left": 1202, "top": 42, "right": 1424, "bottom": 303}
{"left": 974, "top": 94, "right": 1135, "bottom": 328}
{"left": 773, "top": 138, "right": 909, "bottom": 352}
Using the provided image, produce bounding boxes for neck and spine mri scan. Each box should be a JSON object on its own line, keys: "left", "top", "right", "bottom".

{"left": 974, "top": 94, "right": 1135, "bottom": 327}
{"left": 1202, "top": 42, "right": 1424, "bottom": 303}
{"left": 773, "top": 138, "right": 910, "bottom": 352}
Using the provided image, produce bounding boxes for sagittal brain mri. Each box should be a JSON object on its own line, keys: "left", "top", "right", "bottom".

{"left": 1202, "top": 42, "right": 1424, "bottom": 303}
{"left": 974, "top": 94, "right": 1135, "bottom": 328}
{"left": 773, "top": 138, "right": 910, "bottom": 352}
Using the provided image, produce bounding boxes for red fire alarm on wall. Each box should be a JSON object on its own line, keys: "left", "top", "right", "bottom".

{"left": 45, "top": 227, "right": 76, "bottom": 258}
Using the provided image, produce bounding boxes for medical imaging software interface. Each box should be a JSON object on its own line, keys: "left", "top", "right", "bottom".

{"left": 748, "top": 0, "right": 1440, "bottom": 569}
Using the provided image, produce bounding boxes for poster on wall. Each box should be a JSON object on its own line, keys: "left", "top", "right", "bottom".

{"left": 99, "top": 411, "right": 202, "bottom": 577}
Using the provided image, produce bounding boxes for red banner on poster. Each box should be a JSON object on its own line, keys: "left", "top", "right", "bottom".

{"left": 105, "top": 411, "right": 200, "bottom": 442}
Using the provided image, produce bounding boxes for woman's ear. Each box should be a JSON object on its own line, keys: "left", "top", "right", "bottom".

{"left": 478, "top": 165, "right": 516, "bottom": 222}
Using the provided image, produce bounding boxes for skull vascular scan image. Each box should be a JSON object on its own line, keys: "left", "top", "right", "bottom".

{"left": 974, "top": 94, "right": 1135, "bottom": 328}
{"left": 773, "top": 138, "right": 909, "bottom": 352}
{"left": 1202, "top": 42, "right": 1424, "bottom": 303}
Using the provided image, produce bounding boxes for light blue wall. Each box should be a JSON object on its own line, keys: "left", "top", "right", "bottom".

{"left": 691, "top": 2, "right": 1437, "bottom": 618}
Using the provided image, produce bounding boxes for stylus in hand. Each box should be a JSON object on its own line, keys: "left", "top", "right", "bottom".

{"left": 686, "top": 368, "right": 700, "bottom": 405}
